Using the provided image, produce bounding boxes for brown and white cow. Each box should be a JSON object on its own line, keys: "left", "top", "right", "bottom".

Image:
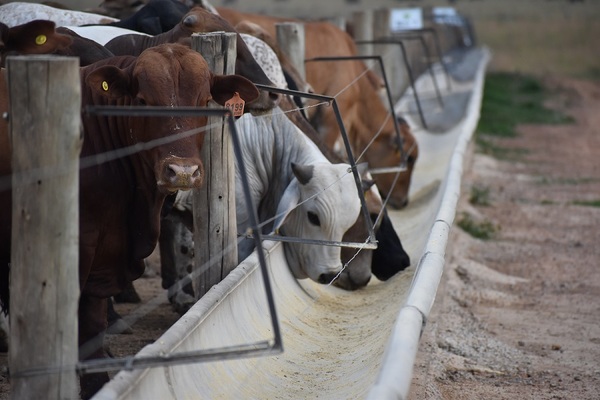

{"left": 0, "top": 43, "right": 259, "bottom": 399}
{"left": 214, "top": 7, "right": 419, "bottom": 209}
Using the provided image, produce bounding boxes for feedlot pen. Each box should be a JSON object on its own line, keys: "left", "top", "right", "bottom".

{"left": 93, "top": 47, "right": 490, "bottom": 400}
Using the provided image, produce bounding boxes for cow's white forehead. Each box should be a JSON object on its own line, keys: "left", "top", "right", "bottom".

{"left": 301, "top": 163, "right": 359, "bottom": 208}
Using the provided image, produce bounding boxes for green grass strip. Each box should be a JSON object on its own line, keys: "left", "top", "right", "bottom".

{"left": 477, "top": 72, "right": 574, "bottom": 137}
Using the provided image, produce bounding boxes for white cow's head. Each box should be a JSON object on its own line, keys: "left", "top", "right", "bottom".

{"left": 273, "top": 162, "right": 365, "bottom": 284}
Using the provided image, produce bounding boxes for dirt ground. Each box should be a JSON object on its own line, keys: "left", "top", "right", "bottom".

{"left": 408, "top": 76, "right": 600, "bottom": 400}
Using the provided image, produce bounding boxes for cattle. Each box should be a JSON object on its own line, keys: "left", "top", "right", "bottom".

{"left": 154, "top": 31, "right": 410, "bottom": 308}
{"left": 0, "top": 20, "right": 117, "bottom": 67}
{"left": 235, "top": 27, "right": 412, "bottom": 288}
{"left": 70, "top": 7, "right": 280, "bottom": 112}
{"left": 0, "top": 20, "right": 71, "bottom": 65}
{"left": 214, "top": 7, "right": 419, "bottom": 209}
{"left": 104, "top": 0, "right": 190, "bottom": 35}
{"left": 0, "top": 43, "right": 259, "bottom": 399}
{"left": 95, "top": 0, "right": 218, "bottom": 19}
{"left": 0, "top": 2, "right": 118, "bottom": 27}
{"left": 171, "top": 108, "right": 365, "bottom": 285}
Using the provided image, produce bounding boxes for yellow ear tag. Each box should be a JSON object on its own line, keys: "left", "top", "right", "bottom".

{"left": 102, "top": 81, "right": 109, "bottom": 92}
{"left": 224, "top": 92, "right": 245, "bottom": 117}
{"left": 35, "top": 35, "right": 47, "bottom": 45}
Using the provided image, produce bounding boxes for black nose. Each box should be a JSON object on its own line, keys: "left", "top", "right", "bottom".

{"left": 318, "top": 272, "right": 339, "bottom": 285}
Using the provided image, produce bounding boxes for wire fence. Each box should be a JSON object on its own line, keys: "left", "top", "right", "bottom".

{"left": 0, "top": 9, "right": 475, "bottom": 386}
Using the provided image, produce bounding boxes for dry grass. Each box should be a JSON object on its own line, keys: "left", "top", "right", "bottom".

{"left": 459, "top": 0, "right": 600, "bottom": 78}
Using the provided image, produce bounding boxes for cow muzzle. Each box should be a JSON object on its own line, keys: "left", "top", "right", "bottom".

{"left": 158, "top": 158, "right": 204, "bottom": 192}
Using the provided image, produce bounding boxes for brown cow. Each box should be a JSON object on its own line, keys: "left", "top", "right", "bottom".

{"left": 215, "top": 7, "right": 419, "bottom": 209}
{"left": 0, "top": 20, "right": 72, "bottom": 65}
{"left": 103, "top": 6, "right": 280, "bottom": 111}
{"left": 0, "top": 43, "right": 259, "bottom": 399}
{"left": 0, "top": 20, "right": 117, "bottom": 67}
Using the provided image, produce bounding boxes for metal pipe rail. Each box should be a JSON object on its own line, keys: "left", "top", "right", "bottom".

{"left": 368, "top": 47, "right": 491, "bottom": 400}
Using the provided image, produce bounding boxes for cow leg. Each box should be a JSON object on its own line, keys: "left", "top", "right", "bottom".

{"left": 106, "top": 297, "right": 133, "bottom": 335}
{"left": 159, "top": 215, "right": 195, "bottom": 314}
{"left": 159, "top": 216, "right": 178, "bottom": 297}
{"left": 78, "top": 295, "right": 110, "bottom": 400}
{"left": 0, "top": 313, "right": 8, "bottom": 352}
{"left": 112, "top": 280, "right": 141, "bottom": 303}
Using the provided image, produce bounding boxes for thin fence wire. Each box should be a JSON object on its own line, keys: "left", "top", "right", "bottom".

{"left": 2, "top": 32, "right": 435, "bottom": 380}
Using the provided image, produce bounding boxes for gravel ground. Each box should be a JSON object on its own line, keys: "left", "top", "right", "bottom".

{"left": 408, "top": 76, "right": 600, "bottom": 400}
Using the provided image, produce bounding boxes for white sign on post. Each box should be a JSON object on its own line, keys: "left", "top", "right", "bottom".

{"left": 433, "top": 7, "right": 459, "bottom": 25}
{"left": 389, "top": 8, "right": 423, "bottom": 31}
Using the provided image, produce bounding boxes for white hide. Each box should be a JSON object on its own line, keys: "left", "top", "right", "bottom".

{"left": 240, "top": 33, "right": 288, "bottom": 90}
{"left": 237, "top": 110, "right": 362, "bottom": 281}
{"left": 62, "top": 26, "right": 151, "bottom": 46}
{"left": 176, "top": 109, "right": 362, "bottom": 282}
{"left": 0, "top": 3, "right": 118, "bottom": 28}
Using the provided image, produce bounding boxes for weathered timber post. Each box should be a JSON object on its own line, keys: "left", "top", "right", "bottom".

{"left": 352, "top": 10, "right": 374, "bottom": 57}
{"left": 373, "top": 8, "right": 405, "bottom": 101}
{"left": 275, "top": 22, "right": 306, "bottom": 82}
{"left": 190, "top": 32, "right": 238, "bottom": 299}
{"left": 7, "top": 55, "right": 81, "bottom": 400}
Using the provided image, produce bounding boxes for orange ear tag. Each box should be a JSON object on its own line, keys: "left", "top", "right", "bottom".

{"left": 35, "top": 35, "right": 47, "bottom": 45}
{"left": 224, "top": 92, "right": 245, "bottom": 117}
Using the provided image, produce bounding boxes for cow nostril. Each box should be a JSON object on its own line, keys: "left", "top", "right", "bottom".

{"left": 191, "top": 166, "right": 201, "bottom": 178}
{"left": 318, "top": 273, "right": 338, "bottom": 285}
{"left": 269, "top": 92, "right": 280, "bottom": 102}
{"left": 165, "top": 165, "right": 177, "bottom": 180}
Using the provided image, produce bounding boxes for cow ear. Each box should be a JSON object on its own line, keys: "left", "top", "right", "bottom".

{"left": 356, "top": 162, "right": 369, "bottom": 177}
{"left": 6, "top": 20, "right": 72, "bottom": 54}
{"left": 86, "top": 65, "right": 134, "bottom": 100}
{"left": 291, "top": 163, "right": 314, "bottom": 185}
{"left": 210, "top": 74, "right": 259, "bottom": 106}
{"left": 272, "top": 179, "right": 300, "bottom": 234}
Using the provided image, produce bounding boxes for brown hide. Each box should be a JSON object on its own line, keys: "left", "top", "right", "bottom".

{"left": 0, "top": 43, "right": 259, "bottom": 399}
{"left": 0, "top": 20, "right": 72, "bottom": 66}
{"left": 104, "top": 7, "right": 280, "bottom": 111}
{"left": 215, "top": 7, "right": 418, "bottom": 209}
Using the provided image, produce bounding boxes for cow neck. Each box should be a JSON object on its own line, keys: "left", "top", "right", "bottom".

{"left": 238, "top": 111, "right": 325, "bottom": 221}
{"left": 80, "top": 59, "right": 164, "bottom": 263}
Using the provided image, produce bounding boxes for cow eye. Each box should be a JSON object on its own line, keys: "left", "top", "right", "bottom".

{"left": 307, "top": 211, "right": 320, "bottom": 226}
{"left": 137, "top": 97, "right": 147, "bottom": 106}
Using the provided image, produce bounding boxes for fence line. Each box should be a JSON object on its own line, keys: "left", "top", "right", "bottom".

{"left": 1, "top": 8, "right": 475, "bottom": 388}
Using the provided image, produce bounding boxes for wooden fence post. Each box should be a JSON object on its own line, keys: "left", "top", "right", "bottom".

{"left": 352, "top": 10, "right": 374, "bottom": 57}
{"left": 7, "top": 55, "right": 81, "bottom": 400}
{"left": 373, "top": 8, "right": 406, "bottom": 101}
{"left": 190, "top": 32, "right": 238, "bottom": 299}
{"left": 275, "top": 22, "right": 306, "bottom": 82}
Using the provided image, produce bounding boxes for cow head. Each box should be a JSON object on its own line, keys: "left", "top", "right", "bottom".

{"left": 273, "top": 162, "right": 364, "bottom": 284}
{"left": 0, "top": 20, "right": 73, "bottom": 66}
{"left": 335, "top": 174, "right": 381, "bottom": 290}
{"left": 362, "top": 116, "right": 419, "bottom": 209}
{"left": 85, "top": 43, "right": 258, "bottom": 193}
{"left": 178, "top": 7, "right": 281, "bottom": 111}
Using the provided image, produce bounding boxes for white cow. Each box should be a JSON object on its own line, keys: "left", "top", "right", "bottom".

{"left": 236, "top": 111, "right": 364, "bottom": 281}
{"left": 173, "top": 109, "right": 364, "bottom": 283}
{"left": 0, "top": 2, "right": 118, "bottom": 27}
